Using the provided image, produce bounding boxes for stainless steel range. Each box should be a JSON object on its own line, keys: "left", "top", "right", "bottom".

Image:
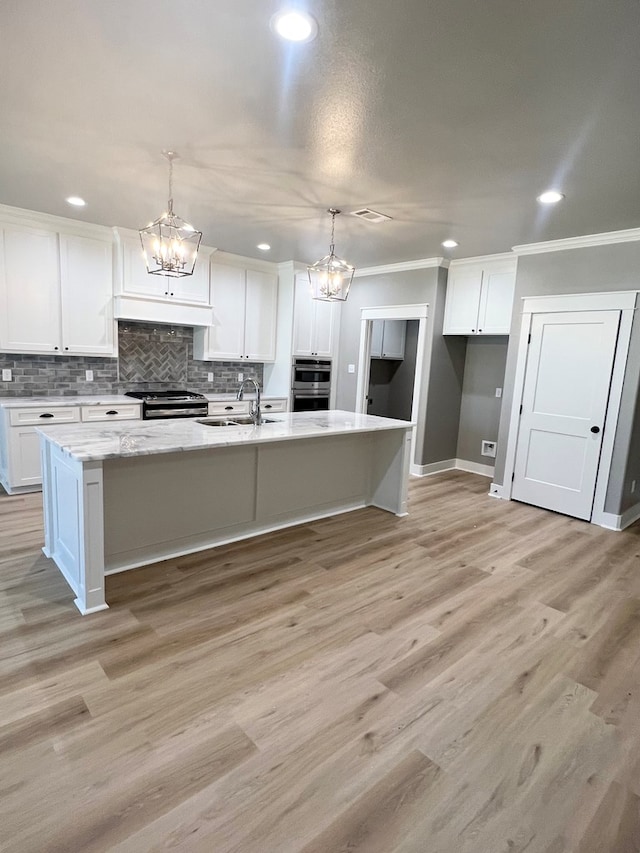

{"left": 125, "top": 390, "right": 208, "bottom": 420}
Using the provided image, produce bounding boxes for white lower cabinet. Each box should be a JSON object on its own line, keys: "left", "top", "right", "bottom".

{"left": 193, "top": 261, "right": 278, "bottom": 362}
{"left": 80, "top": 403, "right": 141, "bottom": 422}
{"left": 207, "top": 400, "right": 251, "bottom": 417}
{"left": 0, "top": 406, "right": 81, "bottom": 493}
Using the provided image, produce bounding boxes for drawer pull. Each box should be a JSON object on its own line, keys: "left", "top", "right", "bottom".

{"left": 265, "top": 404, "right": 272, "bottom": 409}
{"left": 106, "top": 410, "right": 118, "bottom": 415}
{"left": 39, "top": 413, "right": 54, "bottom": 418}
{"left": 224, "top": 406, "right": 233, "bottom": 411}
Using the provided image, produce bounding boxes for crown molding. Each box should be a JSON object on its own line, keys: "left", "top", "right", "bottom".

{"left": 449, "top": 251, "right": 516, "bottom": 268}
{"left": 513, "top": 227, "right": 640, "bottom": 255}
{"left": 0, "top": 202, "right": 113, "bottom": 239}
{"left": 354, "top": 257, "right": 447, "bottom": 278}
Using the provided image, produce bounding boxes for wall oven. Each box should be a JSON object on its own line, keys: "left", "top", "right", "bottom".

{"left": 291, "top": 358, "right": 332, "bottom": 412}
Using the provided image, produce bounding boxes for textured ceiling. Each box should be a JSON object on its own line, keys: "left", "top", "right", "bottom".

{"left": 1, "top": 0, "right": 639, "bottom": 266}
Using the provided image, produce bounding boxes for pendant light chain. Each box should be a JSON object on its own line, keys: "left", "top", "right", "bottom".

{"left": 330, "top": 210, "right": 336, "bottom": 254}
{"left": 167, "top": 152, "right": 174, "bottom": 216}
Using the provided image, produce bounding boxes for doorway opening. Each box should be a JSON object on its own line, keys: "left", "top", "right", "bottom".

{"left": 355, "top": 304, "right": 429, "bottom": 474}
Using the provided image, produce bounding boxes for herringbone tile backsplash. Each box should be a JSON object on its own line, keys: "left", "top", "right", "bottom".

{"left": 0, "top": 321, "right": 264, "bottom": 396}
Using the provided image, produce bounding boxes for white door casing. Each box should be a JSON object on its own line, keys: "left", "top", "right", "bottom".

{"left": 512, "top": 310, "right": 620, "bottom": 520}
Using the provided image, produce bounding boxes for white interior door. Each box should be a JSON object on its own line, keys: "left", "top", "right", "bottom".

{"left": 512, "top": 310, "right": 620, "bottom": 520}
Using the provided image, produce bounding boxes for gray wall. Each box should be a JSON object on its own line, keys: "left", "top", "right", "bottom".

{"left": 0, "top": 321, "right": 263, "bottom": 397}
{"left": 494, "top": 244, "right": 640, "bottom": 515}
{"left": 422, "top": 270, "right": 466, "bottom": 464}
{"left": 335, "top": 266, "right": 465, "bottom": 467}
{"left": 456, "top": 337, "right": 508, "bottom": 466}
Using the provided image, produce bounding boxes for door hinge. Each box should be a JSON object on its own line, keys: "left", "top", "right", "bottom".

{"left": 527, "top": 333, "right": 531, "bottom": 344}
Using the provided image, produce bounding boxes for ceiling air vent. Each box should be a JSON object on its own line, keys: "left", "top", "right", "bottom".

{"left": 350, "top": 207, "right": 393, "bottom": 223}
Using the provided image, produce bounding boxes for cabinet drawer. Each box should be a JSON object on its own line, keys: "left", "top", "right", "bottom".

{"left": 262, "top": 399, "right": 288, "bottom": 413}
{"left": 81, "top": 404, "right": 141, "bottom": 422}
{"left": 208, "top": 401, "right": 251, "bottom": 416}
{"left": 9, "top": 407, "right": 80, "bottom": 427}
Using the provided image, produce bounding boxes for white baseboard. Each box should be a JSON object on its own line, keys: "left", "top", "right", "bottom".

{"left": 411, "top": 459, "right": 457, "bottom": 477}
{"left": 455, "top": 459, "right": 495, "bottom": 478}
{"left": 489, "top": 482, "right": 510, "bottom": 499}
{"left": 411, "top": 458, "right": 495, "bottom": 479}
{"left": 594, "top": 502, "right": 640, "bottom": 531}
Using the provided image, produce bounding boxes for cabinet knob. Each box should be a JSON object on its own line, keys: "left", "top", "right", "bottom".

{"left": 64, "top": 346, "right": 69, "bottom": 351}
{"left": 590, "top": 426, "right": 601, "bottom": 434}
{"left": 478, "top": 329, "right": 482, "bottom": 333}
{"left": 54, "top": 346, "right": 59, "bottom": 351}
{"left": 471, "top": 329, "right": 475, "bottom": 333}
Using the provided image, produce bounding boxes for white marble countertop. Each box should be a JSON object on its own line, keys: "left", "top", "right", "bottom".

{"left": 0, "top": 393, "right": 287, "bottom": 408}
{"left": 37, "top": 411, "right": 413, "bottom": 463}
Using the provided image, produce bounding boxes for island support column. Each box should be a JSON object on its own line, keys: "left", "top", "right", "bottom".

{"left": 41, "top": 439, "right": 108, "bottom": 614}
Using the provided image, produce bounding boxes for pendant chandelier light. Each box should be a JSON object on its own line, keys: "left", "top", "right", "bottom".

{"left": 307, "top": 208, "right": 355, "bottom": 302}
{"left": 139, "top": 151, "right": 202, "bottom": 277}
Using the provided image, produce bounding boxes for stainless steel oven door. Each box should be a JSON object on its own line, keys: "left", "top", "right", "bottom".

{"left": 292, "top": 359, "right": 332, "bottom": 387}
{"left": 291, "top": 392, "right": 330, "bottom": 412}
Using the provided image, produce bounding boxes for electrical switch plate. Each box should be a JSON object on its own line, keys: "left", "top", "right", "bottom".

{"left": 207, "top": 372, "right": 214, "bottom": 382}
{"left": 495, "top": 387, "right": 502, "bottom": 398}
{"left": 348, "top": 364, "right": 355, "bottom": 374}
{"left": 2, "top": 368, "right": 11, "bottom": 381}
{"left": 85, "top": 370, "right": 94, "bottom": 381}
{"left": 481, "top": 440, "right": 497, "bottom": 458}
{"left": 237, "top": 372, "right": 244, "bottom": 382}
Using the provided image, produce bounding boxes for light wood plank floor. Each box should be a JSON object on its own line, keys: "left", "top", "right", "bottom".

{"left": 1, "top": 472, "right": 640, "bottom": 852}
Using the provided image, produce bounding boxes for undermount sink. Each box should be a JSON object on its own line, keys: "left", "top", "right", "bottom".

{"left": 196, "top": 417, "right": 278, "bottom": 427}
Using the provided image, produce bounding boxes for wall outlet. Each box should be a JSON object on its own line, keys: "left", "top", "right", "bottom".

{"left": 207, "top": 372, "right": 214, "bottom": 382}
{"left": 632, "top": 479, "right": 637, "bottom": 494}
{"left": 2, "top": 368, "right": 11, "bottom": 381}
{"left": 495, "top": 387, "right": 502, "bottom": 398}
{"left": 237, "top": 373, "right": 244, "bottom": 383}
{"left": 85, "top": 370, "right": 94, "bottom": 382}
{"left": 348, "top": 364, "right": 355, "bottom": 374}
{"left": 481, "top": 440, "right": 497, "bottom": 458}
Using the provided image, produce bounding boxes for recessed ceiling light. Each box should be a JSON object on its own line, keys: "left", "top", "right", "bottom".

{"left": 66, "top": 196, "right": 86, "bottom": 207}
{"left": 271, "top": 10, "right": 318, "bottom": 42}
{"left": 257, "top": 243, "right": 271, "bottom": 251}
{"left": 537, "top": 190, "right": 565, "bottom": 204}
{"left": 442, "top": 239, "right": 458, "bottom": 249}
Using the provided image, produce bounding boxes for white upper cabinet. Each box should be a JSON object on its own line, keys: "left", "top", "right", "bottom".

{"left": 0, "top": 225, "right": 60, "bottom": 353}
{"left": 60, "top": 234, "right": 114, "bottom": 355}
{"left": 292, "top": 274, "right": 340, "bottom": 357}
{"left": 193, "top": 261, "right": 278, "bottom": 362}
{"left": 370, "top": 319, "right": 406, "bottom": 359}
{"left": 443, "top": 257, "right": 516, "bottom": 335}
{"left": 113, "top": 228, "right": 214, "bottom": 326}
{"left": 0, "top": 221, "right": 116, "bottom": 356}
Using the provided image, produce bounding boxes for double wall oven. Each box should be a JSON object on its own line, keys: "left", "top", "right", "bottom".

{"left": 291, "top": 358, "right": 332, "bottom": 412}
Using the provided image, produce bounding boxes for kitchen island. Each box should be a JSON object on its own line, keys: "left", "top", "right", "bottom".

{"left": 38, "top": 411, "right": 413, "bottom": 614}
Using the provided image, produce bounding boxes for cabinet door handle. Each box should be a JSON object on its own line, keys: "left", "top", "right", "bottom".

{"left": 39, "top": 413, "right": 54, "bottom": 418}
{"left": 106, "top": 410, "right": 118, "bottom": 415}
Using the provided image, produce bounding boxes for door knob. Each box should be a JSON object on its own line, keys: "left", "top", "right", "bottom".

{"left": 590, "top": 426, "right": 601, "bottom": 434}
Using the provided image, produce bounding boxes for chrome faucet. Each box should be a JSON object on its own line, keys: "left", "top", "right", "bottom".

{"left": 236, "top": 377, "right": 262, "bottom": 425}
